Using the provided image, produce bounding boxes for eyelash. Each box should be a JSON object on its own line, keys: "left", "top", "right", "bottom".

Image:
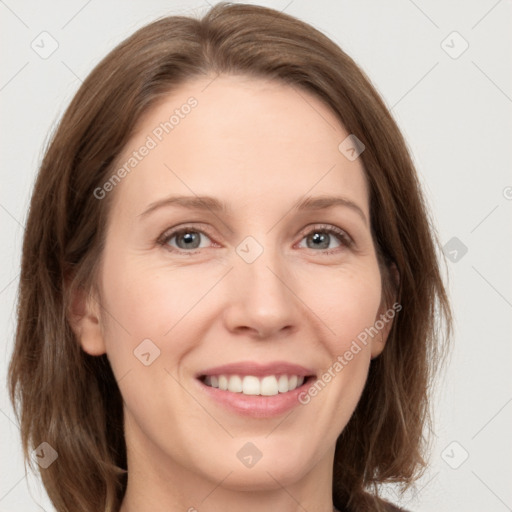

{"left": 157, "top": 224, "right": 354, "bottom": 256}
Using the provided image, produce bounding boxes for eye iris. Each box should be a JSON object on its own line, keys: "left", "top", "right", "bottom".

{"left": 176, "top": 231, "right": 201, "bottom": 249}
{"left": 308, "top": 232, "right": 330, "bottom": 249}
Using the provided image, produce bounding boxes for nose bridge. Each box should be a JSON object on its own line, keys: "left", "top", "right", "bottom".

{"left": 237, "top": 234, "right": 290, "bottom": 300}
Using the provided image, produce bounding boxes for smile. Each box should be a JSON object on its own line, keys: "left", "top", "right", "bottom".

{"left": 195, "top": 361, "right": 317, "bottom": 417}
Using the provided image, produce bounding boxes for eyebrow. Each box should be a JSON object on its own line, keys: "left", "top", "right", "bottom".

{"left": 138, "top": 194, "right": 368, "bottom": 225}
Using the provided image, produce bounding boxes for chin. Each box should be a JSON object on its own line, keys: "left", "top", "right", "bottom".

{"left": 217, "top": 461, "right": 309, "bottom": 491}
{"left": 199, "top": 441, "right": 315, "bottom": 491}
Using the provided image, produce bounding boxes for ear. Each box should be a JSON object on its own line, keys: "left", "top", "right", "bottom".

{"left": 67, "top": 282, "right": 106, "bottom": 356}
{"left": 371, "top": 262, "right": 400, "bottom": 360}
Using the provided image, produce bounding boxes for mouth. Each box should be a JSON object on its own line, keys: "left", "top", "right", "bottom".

{"left": 194, "top": 361, "right": 317, "bottom": 417}
{"left": 198, "top": 373, "right": 315, "bottom": 396}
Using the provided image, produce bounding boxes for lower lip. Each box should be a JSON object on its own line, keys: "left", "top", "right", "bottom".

{"left": 195, "top": 378, "right": 315, "bottom": 418}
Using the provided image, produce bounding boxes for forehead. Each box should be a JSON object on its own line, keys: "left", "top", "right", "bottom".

{"left": 109, "top": 74, "right": 369, "bottom": 219}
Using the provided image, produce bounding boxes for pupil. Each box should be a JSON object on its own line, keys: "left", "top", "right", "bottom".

{"left": 179, "top": 232, "right": 199, "bottom": 249}
{"left": 310, "top": 232, "right": 329, "bottom": 249}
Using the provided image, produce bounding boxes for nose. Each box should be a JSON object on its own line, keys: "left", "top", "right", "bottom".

{"left": 222, "top": 243, "right": 300, "bottom": 340}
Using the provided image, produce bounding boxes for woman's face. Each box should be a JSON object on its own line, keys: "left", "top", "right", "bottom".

{"left": 78, "top": 75, "right": 391, "bottom": 495}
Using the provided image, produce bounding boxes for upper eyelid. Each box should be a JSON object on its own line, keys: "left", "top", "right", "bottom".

{"left": 158, "top": 224, "right": 216, "bottom": 243}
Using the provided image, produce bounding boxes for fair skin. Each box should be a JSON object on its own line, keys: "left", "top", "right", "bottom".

{"left": 71, "top": 74, "right": 394, "bottom": 512}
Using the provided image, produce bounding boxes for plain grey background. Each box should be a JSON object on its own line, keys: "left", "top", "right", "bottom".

{"left": 1, "top": 1, "right": 511, "bottom": 511}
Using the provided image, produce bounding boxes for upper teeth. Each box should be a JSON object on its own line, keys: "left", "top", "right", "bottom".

{"left": 203, "top": 374, "right": 305, "bottom": 396}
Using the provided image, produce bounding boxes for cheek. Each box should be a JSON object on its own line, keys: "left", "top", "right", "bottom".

{"left": 98, "top": 253, "right": 222, "bottom": 368}
{"left": 102, "top": 249, "right": 194, "bottom": 326}
{"left": 293, "top": 265, "right": 382, "bottom": 432}
{"left": 301, "top": 261, "right": 382, "bottom": 350}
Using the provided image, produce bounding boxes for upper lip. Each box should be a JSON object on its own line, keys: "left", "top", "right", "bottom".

{"left": 197, "top": 361, "right": 316, "bottom": 378}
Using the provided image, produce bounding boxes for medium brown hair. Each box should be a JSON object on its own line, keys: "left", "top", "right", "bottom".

{"left": 8, "top": 3, "right": 451, "bottom": 511}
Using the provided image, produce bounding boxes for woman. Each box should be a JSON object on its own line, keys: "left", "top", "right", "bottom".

{"left": 8, "top": 3, "right": 451, "bottom": 511}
